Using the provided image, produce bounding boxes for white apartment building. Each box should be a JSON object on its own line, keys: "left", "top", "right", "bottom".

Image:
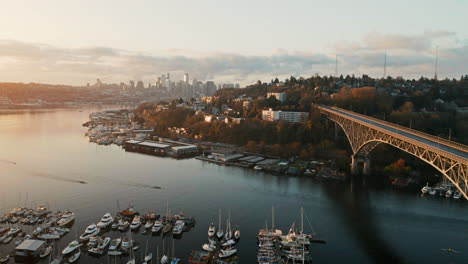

{"left": 262, "top": 108, "right": 309, "bottom": 123}
{"left": 267, "top": 92, "right": 286, "bottom": 102}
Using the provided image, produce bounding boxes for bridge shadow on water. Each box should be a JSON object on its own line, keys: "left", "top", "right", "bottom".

{"left": 322, "top": 174, "right": 406, "bottom": 264}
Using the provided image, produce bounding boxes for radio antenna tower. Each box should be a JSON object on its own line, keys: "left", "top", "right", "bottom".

{"left": 434, "top": 46, "right": 439, "bottom": 80}
{"left": 383, "top": 50, "right": 387, "bottom": 78}
{"left": 335, "top": 55, "right": 338, "bottom": 77}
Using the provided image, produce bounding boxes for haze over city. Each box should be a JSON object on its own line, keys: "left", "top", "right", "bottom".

{"left": 0, "top": 0, "right": 467, "bottom": 85}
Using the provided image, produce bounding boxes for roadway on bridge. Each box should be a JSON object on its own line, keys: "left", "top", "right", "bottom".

{"left": 323, "top": 106, "right": 468, "bottom": 160}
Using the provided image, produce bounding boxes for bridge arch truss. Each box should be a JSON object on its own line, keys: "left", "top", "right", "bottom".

{"left": 319, "top": 106, "right": 468, "bottom": 200}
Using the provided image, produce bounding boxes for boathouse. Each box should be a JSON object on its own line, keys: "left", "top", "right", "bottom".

{"left": 15, "top": 239, "right": 45, "bottom": 263}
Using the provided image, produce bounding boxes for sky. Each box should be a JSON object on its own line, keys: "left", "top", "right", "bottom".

{"left": 0, "top": 0, "right": 467, "bottom": 86}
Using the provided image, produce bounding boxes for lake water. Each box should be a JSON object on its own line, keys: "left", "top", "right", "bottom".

{"left": 0, "top": 107, "right": 467, "bottom": 264}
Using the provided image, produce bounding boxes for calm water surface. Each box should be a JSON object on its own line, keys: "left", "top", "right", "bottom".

{"left": 0, "top": 107, "right": 467, "bottom": 264}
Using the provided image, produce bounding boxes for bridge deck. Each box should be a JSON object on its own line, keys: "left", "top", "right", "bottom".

{"left": 322, "top": 106, "right": 468, "bottom": 160}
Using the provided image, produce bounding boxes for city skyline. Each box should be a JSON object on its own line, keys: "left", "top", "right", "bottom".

{"left": 0, "top": 0, "right": 467, "bottom": 85}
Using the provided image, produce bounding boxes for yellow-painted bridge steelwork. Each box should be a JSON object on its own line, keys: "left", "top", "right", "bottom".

{"left": 318, "top": 105, "right": 468, "bottom": 200}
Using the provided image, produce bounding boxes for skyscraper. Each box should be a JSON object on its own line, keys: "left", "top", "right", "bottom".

{"left": 184, "top": 73, "right": 189, "bottom": 83}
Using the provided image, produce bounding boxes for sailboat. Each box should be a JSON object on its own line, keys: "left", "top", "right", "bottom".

{"left": 216, "top": 209, "right": 224, "bottom": 239}
{"left": 161, "top": 238, "right": 169, "bottom": 264}
{"left": 170, "top": 238, "right": 180, "bottom": 264}
{"left": 224, "top": 210, "right": 232, "bottom": 241}
{"left": 142, "top": 240, "right": 153, "bottom": 264}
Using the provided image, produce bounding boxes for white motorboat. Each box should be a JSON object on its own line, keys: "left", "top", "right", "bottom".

{"left": 446, "top": 189, "right": 453, "bottom": 198}
{"left": 39, "top": 245, "right": 53, "bottom": 258}
{"left": 79, "top": 224, "right": 99, "bottom": 241}
{"left": 208, "top": 222, "right": 216, "bottom": 237}
{"left": 202, "top": 242, "right": 216, "bottom": 252}
{"left": 219, "top": 247, "right": 237, "bottom": 258}
{"left": 7, "top": 226, "right": 20, "bottom": 237}
{"left": 57, "top": 211, "right": 75, "bottom": 227}
{"left": 121, "top": 238, "right": 133, "bottom": 252}
{"left": 3, "top": 236, "right": 12, "bottom": 244}
{"left": 144, "top": 220, "right": 153, "bottom": 229}
{"left": 118, "top": 220, "right": 130, "bottom": 231}
{"left": 88, "top": 247, "right": 104, "bottom": 255}
{"left": 68, "top": 250, "right": 80, "bottom": 263}
{"left": 97, "top": 237, "right": 111, "bottom": 250}
{"left": 111, "top": 220, "right": 120, "bottom": 229}
{"left": 152, "top": 220, "right": 163, "bottom": 233}
{"left": 62, "top": 240, "right": 82, "bottom": 255}
{"left": 173, "top": 220, "right": 185, "bottom": 235}
{"left": 429, "top": 188, "right": 437, "bottom": 195}
{"left": 130, "top": 216, "right": 142, "bottom": 230}
{"left": 216, "top": 209, "right": 224, "bottom": 239}
{"left": 254, "top": 165, "right": 262, "bottom": 170}
{"left": 234, "top": 229, "right": 240, "bottom": 240}
{"left": 97, "top": 213, "right": 114, "bottom": 228}
{"left": 109, "top": 238, "right": 122, "bottom": 251}
{"left": 108, "top": 250, "right": 122, "bottom": 256}
{"left": 453, "top": 191, "right": 462, "bottom": 200}
{"left": 421, "top": 183, "right": 430, "bottom": 194}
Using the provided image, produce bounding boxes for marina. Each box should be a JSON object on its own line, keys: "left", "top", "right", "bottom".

{"left": 0, "top": 107, "right": 467, "bottom": 263}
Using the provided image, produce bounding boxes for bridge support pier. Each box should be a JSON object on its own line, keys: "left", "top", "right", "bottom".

{"left": 334, "top": 122, "right": 339, "bottom": 141}
{"left": 351, "top": 155, "right": 371, "bottom": 175}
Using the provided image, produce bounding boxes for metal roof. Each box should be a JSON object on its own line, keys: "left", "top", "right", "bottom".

{"left": 137, "top": 141, "right": 171, "bottom": 148}
{"left": 16, "top": 239, "right": 45, "bottom": 251}
{"left": 172, "top": 145, "right": 198, "bottom": 150}
{"left": 126, "top": 140, "right": 141, "bottom": 144}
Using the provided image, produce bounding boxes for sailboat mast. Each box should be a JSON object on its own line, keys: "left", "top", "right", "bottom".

{"left": 301, "top": 207, "right": 304, "bottom": 234}
{"left": 272, "top": 206, "right": 275, "bottom": 231}
{"left": 219, "top": 209, "right": 222, "bottom": 230}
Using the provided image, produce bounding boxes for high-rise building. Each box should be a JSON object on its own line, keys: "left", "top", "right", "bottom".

{"left": 184, "top": 73, "right": 189, "bottom": 83}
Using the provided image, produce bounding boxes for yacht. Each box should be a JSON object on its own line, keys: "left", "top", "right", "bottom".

{"left": 68, "top": 250, "right": 80, "bottom": 263}
{"left": 144, "top": 220, "right": 153, "bottom": 229}
{"left": 111, "top": 219, "right": 121, "bottom": 230}
{"left": 57, "top": 211, "right": 75, "bottom": 227}
{"left": 97, "top": 213, "right": 114, "bottom": 228}
{"left": 118, "top": 220, "right": 130, "bottom": 231}
{"left": 87, "top": 236, "right": 98, "bottom": 249}
{"left": 62, "top": 240, "right": 82, "bottom": 255}
{"left": 130, "top": 216, "right": 142, "bottom": 230}
{"left": 173, "top": 220, "right": 185, "bottom": 236}
{"left": 121, "top": 238, "right": 133, "bottom": 252}
{"left": 109, "top": 238, "right": 122, "bottom": 251}
{"left": 162, "top": 222, "right": 172, "bottom": 234}
{"left": 208, "top": 222, "right": 216, "bottom": 237}
{"left": 429, "top": 188, "right": 437, "bottom": 195}
{"left": 152, "top": 220, "right": 163, "bottom": 233}
{"left": 97, "top": 237, "right": 111, "bottom": 250}
{"left": 79, "top": 224, "right": 99, "bottom": 241}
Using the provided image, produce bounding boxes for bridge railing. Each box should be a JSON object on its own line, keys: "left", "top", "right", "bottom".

{"left": 321, "top": 105, "right": 468, "bottom": 153}
{"left": 319, "top": 106, "right": 468, "bottom": 164}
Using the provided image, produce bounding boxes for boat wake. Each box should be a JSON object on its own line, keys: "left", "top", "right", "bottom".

{"left": 126, "top": 182, "right": 163, "bottom": 190}
{"left": 32, "top": 172, "right": 88, "bottom": 184}
{"left": 0, "top": 159, "right": 16, "bottom": 165}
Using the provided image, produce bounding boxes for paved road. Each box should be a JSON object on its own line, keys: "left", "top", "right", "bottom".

{"left": 322, "top": 106, "right": 468, "bottom": 160}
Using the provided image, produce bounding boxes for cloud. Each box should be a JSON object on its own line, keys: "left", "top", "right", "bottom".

{"left": 0, "top": 32, "right": 466, "bottom": 86}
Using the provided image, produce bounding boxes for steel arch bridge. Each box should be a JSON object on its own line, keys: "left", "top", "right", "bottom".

{"left": 318, "top": 105, "right": 468, "bottom": 200}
